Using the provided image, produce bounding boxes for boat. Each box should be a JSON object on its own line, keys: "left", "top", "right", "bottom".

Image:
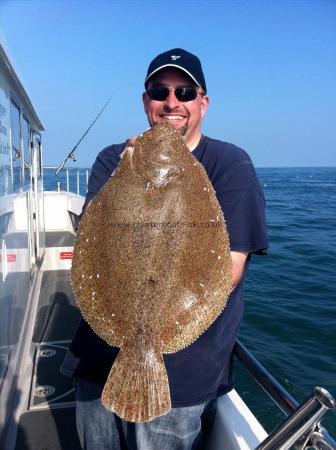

{"left": 0, "top": 39, "right": 335, "bottom": 450}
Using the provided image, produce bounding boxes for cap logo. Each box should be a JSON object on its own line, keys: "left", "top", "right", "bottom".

{"left": 170, "top": 55, "right": 181, "bottom": 61}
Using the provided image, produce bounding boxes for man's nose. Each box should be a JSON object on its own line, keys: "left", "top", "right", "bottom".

{"left": 164, "top": 89, "right": 179, "bottom": 109}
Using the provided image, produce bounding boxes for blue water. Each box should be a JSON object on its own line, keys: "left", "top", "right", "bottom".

{"left": 44, "top": 166, "right": 336, "bottom": 437}
{"left": 239, "top": 167, "right": 336, "bottom": 437}
{"left": 43, "top": 168, "right": 90, "bottom": 197}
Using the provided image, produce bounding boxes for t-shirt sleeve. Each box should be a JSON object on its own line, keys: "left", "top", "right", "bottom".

{"left": 215, "top": 155, "right": 268, "bottom": 255}
{"left": 83, "top": 148, "right": 119, "bottom": 209}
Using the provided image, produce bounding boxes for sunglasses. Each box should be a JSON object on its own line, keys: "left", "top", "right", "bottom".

{"left": 146, "top": 86, "right": 203, "bottom": 102}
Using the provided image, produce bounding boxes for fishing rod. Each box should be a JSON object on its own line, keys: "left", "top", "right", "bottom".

{"left": 55, "top": 96, "right": 112, "bottom": 174}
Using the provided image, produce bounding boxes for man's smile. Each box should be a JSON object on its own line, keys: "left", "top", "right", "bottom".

{"left": 157, "top": 112, "right": 188, "bottom": 128}
{"left": 160, "top": 114, "right": 185, "bottom": 121}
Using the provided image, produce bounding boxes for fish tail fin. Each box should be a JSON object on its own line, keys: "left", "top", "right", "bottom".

{"left": 101, "top": 342, "right": 171, "bottom": 422}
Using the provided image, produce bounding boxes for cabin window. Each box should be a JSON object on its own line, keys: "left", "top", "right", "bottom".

{"left": 10, "top": 99, "right": 23, "bottom": 191}
{"left": 10, "top": 100, "right": 20, "bottom": 151}
{"left": 22, "top": 115, "right": 30, "bottom": 185}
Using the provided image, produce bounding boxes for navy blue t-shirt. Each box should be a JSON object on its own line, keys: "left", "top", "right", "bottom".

{"left": 64, "top": 135, "right": 268, "bottom": 407}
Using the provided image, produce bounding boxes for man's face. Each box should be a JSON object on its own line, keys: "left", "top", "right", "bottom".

{"left": 142, "top": 69, "right": 209, "bottom": 146}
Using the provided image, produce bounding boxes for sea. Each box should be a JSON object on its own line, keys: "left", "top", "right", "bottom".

{"left": 44, "top": 166, "right": 336, "bottom": 438}
{"left": 239, "top": 167, "right": 336, "bottom": 438}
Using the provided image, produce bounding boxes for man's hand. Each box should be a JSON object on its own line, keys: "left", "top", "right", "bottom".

{"left": 230, "top": 251, "right": 249, "bottom": 292}
{"left": 126, "top": 128, "right": 152, "bottom": 148}
{"left": 126, "top": 136, "right": 138, "bottom": 148}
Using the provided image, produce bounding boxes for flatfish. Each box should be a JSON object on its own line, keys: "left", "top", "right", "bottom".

{"left": 71, "top": 122, "right": 232, "bottom": 422}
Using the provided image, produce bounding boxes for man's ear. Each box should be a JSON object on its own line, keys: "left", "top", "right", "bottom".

{"left": 142, "top": 92, "right": 149, "bottom": 114}
{"left": 201, "top": 94, "right": 210, "bottom": 119}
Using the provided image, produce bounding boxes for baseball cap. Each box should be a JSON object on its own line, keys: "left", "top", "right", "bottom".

{"left": 145, "top": 48, "right": 207, "bottom": 93}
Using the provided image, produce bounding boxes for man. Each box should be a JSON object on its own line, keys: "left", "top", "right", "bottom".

{"left": 62, "top": 48, "right": 268, "bottom": 450}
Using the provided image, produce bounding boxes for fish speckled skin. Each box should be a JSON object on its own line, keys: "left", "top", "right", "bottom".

{"left": 71, "top": 123, "right": 232, "bottom": 422}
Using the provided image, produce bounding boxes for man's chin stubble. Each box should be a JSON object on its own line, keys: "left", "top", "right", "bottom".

{"left": 179, "top": 125, "right": 188, "bottom": 136}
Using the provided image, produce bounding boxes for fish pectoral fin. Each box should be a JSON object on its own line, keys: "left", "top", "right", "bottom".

{"left": 101, "top": 340, "right": 171, "bottom": 422}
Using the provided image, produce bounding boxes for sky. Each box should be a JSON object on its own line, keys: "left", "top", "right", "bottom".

{"left": 1, "top": 0, "right": 335, "bottom": 168}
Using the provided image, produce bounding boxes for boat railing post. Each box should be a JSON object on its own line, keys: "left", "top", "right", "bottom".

{"left": 310, "top": 426, "right": 336, "bottom": 450}
{"left": 66, "top": 169, "right": 69, "bottom": 193}
{"left": 77, "top": 170, "right": 80, "bottom": 195}
{"left": 256, "top": 387, "right": 335, "bottom": 450}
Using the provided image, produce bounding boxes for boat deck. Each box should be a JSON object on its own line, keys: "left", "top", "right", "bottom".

{"left": 14, "top": 233, "right": 82, "bottom": 449}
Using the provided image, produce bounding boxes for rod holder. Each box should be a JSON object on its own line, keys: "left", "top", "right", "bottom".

{"left": 256, "top": 387, "right": 336, "bottom": 450}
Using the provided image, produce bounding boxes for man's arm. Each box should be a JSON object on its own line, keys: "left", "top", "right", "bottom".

{"left": 230, "top": 251, "right": 248, "bottom": 291}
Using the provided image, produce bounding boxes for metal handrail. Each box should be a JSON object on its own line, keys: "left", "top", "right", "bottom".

{"left": 234, "top": 340, "right": 336, "bottom": 450}
{"left": 43, "top": 166, "right": 90, "bottom": 195}
{"left": 234, "top": 340, "right": 299, "bottom": 415}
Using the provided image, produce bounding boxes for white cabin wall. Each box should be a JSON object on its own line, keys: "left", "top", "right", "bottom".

{"left": 0, "top": 47, "right": 44, "bottom": 437}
